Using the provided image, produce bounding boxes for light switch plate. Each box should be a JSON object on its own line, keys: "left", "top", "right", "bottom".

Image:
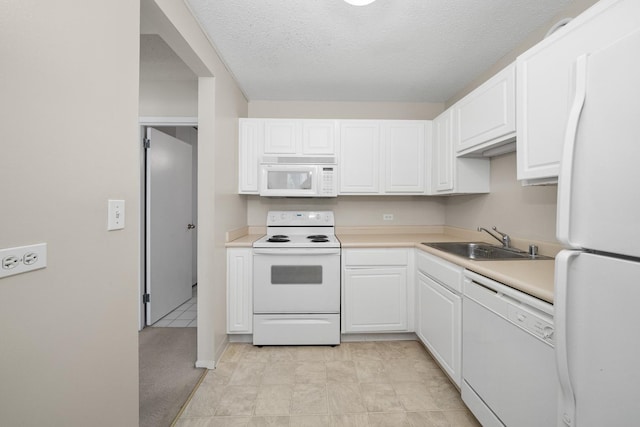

{"left": 108, "top": 199, "right": 125, "bottom": 231}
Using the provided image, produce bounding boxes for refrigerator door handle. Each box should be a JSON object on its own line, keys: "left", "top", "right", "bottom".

{"left": 555, "top": 250, "right": 580, "bottom": 427}
{"left": 557, "top": 54, "right": 588, "bottom": 247}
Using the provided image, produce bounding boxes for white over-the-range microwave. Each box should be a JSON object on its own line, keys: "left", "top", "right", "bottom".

{"left": 259, "top": 156, "right": 337, "bottom": 197}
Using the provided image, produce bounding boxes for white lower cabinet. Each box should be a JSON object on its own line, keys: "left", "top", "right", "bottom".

{"left": 226, "top": 248, "right": 252, "bottom": 333}
{"left": 342, "top": 249, "right": 413, "bottom": 333}
{"left": 415, "top": 250, "right": 462, "bottom": 387}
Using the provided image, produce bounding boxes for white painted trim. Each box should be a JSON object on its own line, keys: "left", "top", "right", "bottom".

{"left": 340, "top": 333, "right": 418, "bottom": 342}
{"left": 228, "top": 334, "right": 253, "bottom": 343}
{"left": 139, "top": 116, "right": 198, "bottom": 126}
{"left": 195, "top": 360, "right": 216, "bottom": 370}
{"left": 215, "top": 335, "right": 229, "bottom": 362}
{"left": 227, "top": 333, "right": 419, "bottom": 343}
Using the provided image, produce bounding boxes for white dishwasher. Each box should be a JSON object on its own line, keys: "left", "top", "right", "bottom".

{"left": 461, "top": 270, "right": 557, "bottom": 427}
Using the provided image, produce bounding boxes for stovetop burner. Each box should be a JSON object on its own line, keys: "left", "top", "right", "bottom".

{"left": 253, "top": 211, "right": 339, "bottom": 249}
{"left": 267, "top": 237, "right": 290, "bottom": 243}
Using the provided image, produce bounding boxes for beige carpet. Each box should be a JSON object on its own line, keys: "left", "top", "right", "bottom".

{"left": 139, "top": 327, "right": 205, "bottom": 427}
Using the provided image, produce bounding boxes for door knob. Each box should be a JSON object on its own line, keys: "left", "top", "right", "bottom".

{"left": 187, "top": 224, "right": 196, "bottom": 230}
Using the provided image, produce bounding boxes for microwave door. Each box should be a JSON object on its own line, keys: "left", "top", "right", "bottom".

{"left": 260, "top": 165, "right": 318, "bottom": 196}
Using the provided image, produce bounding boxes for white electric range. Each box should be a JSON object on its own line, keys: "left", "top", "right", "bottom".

{"left": 252, "top": 211, "right": 341, "bottom": 346}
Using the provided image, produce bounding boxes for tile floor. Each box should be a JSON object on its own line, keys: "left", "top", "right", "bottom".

{"left": 176, "top": 341, "right": 481, "bottom": 426}
{"left": 152, "top": 286, "right": 197, "bottom": 327}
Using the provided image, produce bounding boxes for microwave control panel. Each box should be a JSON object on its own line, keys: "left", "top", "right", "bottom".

{"left": 319, "top": 166, "right": 337, "bottom": 196}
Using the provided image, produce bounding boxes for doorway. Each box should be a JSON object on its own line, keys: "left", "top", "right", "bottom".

{"left": 140, "top": 123, "right": 198, "bottom": 328}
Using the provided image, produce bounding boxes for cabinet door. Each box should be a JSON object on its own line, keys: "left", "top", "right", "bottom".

{"left": 302, "top": 120, "right": 337, "bottom": 155}
{"left": 343, "top": 267, "right": 407, "bottom": 332}
{"left": 417, "top": 271, "right": 461, "bottom": 386}
{"left": 264, "top": 119, "right": 299, "bottom": 154}
{"left": 455, "top": 63, "right": 515, "bottom": 155}
{"left": 339, "top": 121, "right": 380, "bottom": 194}
{"left": 382, "top": 121, "right": 427, "bottom": 193}
{"left": 227, "top": 248, "right": 252, "bottom": 333}
{"left": 432, "top": 110, "right": 454, "bottom": 193}
{"left": 517, "top": 0, "right": 640, "bottom": 183}
{"left": 238, "top": 119, "right": 261, "bottom": 193}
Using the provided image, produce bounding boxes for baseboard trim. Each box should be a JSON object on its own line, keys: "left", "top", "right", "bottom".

{"left": 340, "top": 332, "right": 418, "bottom": 342}
{"left": 226, "top": 332, "right": 418, "bottom": 344}
{"left": 195, "top": 360, "right": 216, "bottom": 369}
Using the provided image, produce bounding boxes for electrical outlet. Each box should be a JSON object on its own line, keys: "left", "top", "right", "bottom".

{"left": 383, "top": 214, "right": 394, "bottom": 221}
{"left": 0, "top": 243, "right": 47, "bottom": 279}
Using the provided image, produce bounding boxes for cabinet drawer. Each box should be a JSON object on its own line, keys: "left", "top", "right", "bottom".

{"left": 344, "top": 249, "right": 408, "bottom": 266}
{"left": 417, "top": 250, "right": 463, "bottom": 293}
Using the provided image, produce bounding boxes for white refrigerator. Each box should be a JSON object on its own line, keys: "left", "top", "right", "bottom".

{"left": 555, "top": 28, "right": 640, "bottom": 427}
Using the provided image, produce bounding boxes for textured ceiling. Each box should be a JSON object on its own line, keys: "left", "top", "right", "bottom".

{"left": 186, "top": 0, "right": 573, "bottom": 102}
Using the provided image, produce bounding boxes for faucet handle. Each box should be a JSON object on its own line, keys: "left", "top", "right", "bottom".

{"left": 491, "top": 226, "right": 507, "bottom": 238}
{"left": 491, "top": 226, "right": 511, "bottom": 247}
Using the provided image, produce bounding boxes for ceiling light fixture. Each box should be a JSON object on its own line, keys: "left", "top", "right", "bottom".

{"left": 344, "top": 0, "right": 376, "bottom": 6}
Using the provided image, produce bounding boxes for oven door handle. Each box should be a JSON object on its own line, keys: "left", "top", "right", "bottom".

{"left": 253, "top": 248, "right": 341, "bottom": 256}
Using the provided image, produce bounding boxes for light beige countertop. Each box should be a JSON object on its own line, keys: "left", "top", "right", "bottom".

{"left": 225, "top": 234, "right": 263, "bottom": 247}
{"left": 339, "top": 231, "right": 555, "bottom": 304}
{"left": 226, "top": 226, "right": 557, "bottom": 304}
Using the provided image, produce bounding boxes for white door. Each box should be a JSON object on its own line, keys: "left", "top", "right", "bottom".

{"left": 146, "top": 128, "right": 194, "bottom": 325}
{"left": 557, "top": 29, "right": 640, "bottom": 257}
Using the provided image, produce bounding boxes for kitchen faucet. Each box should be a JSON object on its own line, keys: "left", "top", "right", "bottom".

{"left": 477, "top": 226, "right": 511, "bottom": 248}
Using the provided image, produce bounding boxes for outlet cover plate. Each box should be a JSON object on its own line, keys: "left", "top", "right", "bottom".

{"left": 0, "top": 243, "right": 47, "bottom": 279}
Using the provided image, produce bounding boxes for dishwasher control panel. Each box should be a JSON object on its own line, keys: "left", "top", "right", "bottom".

{"left": 507, "top": 303, "right": 554, "bottom": 345}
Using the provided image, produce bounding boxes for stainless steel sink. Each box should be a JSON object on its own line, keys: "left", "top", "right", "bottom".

{"left": 422, "top": 242, "right": 552, "bottom": 261}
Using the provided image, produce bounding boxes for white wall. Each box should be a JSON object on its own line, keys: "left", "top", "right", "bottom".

{"left": 249, "top": 100, "right": 443, "bottom": 120}
{"left": 445, "top": 152, "right": 558, "bottom": 242}
{"left": 0, "top": 2, "right": 139, "bottom": 426}
{"left": 247, "top": 196, "right": 445, "bottom": 227}
{"left": 139, "top": 34, "right": 198, "bottom": 117}
{"left": 139, "top": 79, "right": 198, "bottom": 116}
{"left": 147, "top": 0, "right": 249, "bottom": 367}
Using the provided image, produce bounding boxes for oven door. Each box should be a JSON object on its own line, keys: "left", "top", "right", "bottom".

{"left": 253, "top": 248, "right": 340, "bottom": 313}
{"left": 259, "top": 164, "right": 319, "bottom": 197}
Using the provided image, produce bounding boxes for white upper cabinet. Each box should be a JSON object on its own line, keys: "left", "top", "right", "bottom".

{"left": 339, "top": 120, "right": 429, "bottom": 195}
{"left": 430, "top": 108, "right": 490, "bottom": 195}
{"left": 382, "top": 121, "right": 429, "bottom": 193}
{"left": 238, "top": 118, "right": 262, "bottom": 194}
{"left": 454, "top": 63, "right": 516, "bottom": 157}
{"left": 238, "top": 118, "right": 337, "bottom": 193}
{"left": 263, "top": 119, "right": 298, "bottom": 154}
{"left": 302, "top": 120, "right": 337, "bottom": 155}
{"left": 432, "top": 110, "right": 454, "bottom": 193}
{"left": 263, "top": 119, "right": 337, "bottom": 156}
{"left": 339, "top": 120, "right": 381, "bottom": 194}
{"left": 517, "top": 0, "right": 640, "bottom": 185}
